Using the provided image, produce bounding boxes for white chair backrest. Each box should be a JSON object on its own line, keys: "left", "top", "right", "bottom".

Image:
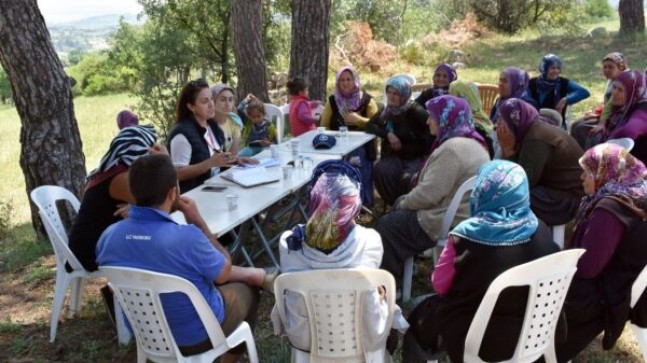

{"left": 631, "top": 265, "right": 647, "bottom": 308}
{"left": 101, "top": 266, "right": 230, "bottom": 362}
{"left": 464, "top": 249, "right": 585, "bottom": 363}
{"left": 274, "top": 268, "right": 396, "bottom": 362}
{"left": 437, "top": 175, "right": 477, "bottom": 247}
{"left": 264, "top": 103, "right": 285, "bottom": 143}
{"left": 30, "top": 185, "right": 85, "bottom": 271}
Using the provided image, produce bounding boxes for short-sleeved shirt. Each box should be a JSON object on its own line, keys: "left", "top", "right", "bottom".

{"left": 96, "top": 206, "right": 226, "bottom": 346}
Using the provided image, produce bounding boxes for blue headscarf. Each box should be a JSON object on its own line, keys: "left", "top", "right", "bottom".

{"left": 450, "top": 160, "right": 538, "bottom": 246}
{"left": 380, "top": 75, "right": 413, "bottom": 121}
{"left": 537, "top": 54, "right": 563, "bottom": 103}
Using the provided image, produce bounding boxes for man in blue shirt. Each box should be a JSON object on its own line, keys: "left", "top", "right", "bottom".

{"left": 96, "top": 154, "right": 266, "bottom": 362}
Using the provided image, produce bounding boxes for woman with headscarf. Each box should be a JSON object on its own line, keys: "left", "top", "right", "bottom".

{"left": 374, "top": 95, "right": 490, "bottom": 282}
{"left": 601, "top": 69, "right": 647, "bottom": 164}
{"left": 571, "top": 52, "right": 628, "bottom": 149}
{"left": 496, "top": 98, "right": 584, "bottom": 225}
{"left": 69, "top": 125, "right": 164, "bottom": 271}
{"left": 414, "top": 63, "right": 458, "bottom": 107}
{"left": 272, "top": 160, "right": 408, "bottom": 360}
{"left": 556, "top": 143, "right": 647, "bottom": 362}
{"left": 211, "top": 83, "right": 243, "bottom": 154}
{"left": 402, "top": 160, "right": 560, "bottom": 363}
{"left": 320, "top": 65, "right": 380, "bottom": 207}
{"left": 449, "top": 80, "right": 495, "bottom": 156}
{"left": 527, "top": 53, "right": 591, "bottom": 129}
{"left": 367, "top": 75, "right": 432, "bottom": 206}
{"left": 490, "top": 66, "right": 531, "bottom": 123}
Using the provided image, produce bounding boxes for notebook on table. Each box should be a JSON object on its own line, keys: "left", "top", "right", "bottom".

{"left": 217, "top": 166, "right": 280, "bottom": 188}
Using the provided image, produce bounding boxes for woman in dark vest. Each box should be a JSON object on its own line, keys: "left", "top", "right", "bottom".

{"left": 527, "top": 54, "right": 590, "bottom": 129}
{"left": 366, "top": 75, "right": 432, "bottom": 206}
{"left": 557, "top": 143, "right": 647, "bottom": 362}
{"left": 402, "top": 160, "right": 559, "bottom": 362}
{"left": 320, "top": 66, "right": 379, "bottom": 206}
{"left": 168, "top": 79, "right": 254, "bottom": 193}
{"left": 497, "top": 98, "right": 585, "bottom": 226}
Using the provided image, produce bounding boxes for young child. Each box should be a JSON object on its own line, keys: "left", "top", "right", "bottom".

{"left": 287, "top": 77, "right": 321, "bottom": 137}
{"left": 237, "top": 95, "right": 277, "bottom": 157}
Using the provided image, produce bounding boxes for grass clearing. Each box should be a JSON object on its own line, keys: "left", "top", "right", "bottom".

{"left": 1, "top": 18, "right": 645, "bottom": 362}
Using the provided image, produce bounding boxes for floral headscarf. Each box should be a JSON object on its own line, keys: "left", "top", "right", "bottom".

{"left": 426, "top": 95, "right": 486, "bottom": 153}
{"left": 497, "top": 98, "right": 540, "bottom": 142}
{"left": 573, "top": 143, "right": 647, "bottom": 233}
{"left": 603, "top": 52, "right": 627, "bottom": 73}
{"left": 537, "top": 54, "right": 563, "bottom": 102}
{"left": 606, "top": 70, "right": 647, "bottom": 133}
{"left": 287, "top": 169, "right": 362, "bottom": 253}
{"left": 334, "top": 66, "right": 362, "bottom": 113}
{"left": 380, "top": 75, "right": 413, "bottom": 120}
{"left": 451, "top": 160, "right": 538, "bottom": 245}
{"left": 449, "top": 80, "right": 494, "bottom": 133}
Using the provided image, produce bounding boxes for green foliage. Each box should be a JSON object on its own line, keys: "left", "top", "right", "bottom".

{"left": 0, "top": 200, "right": 14, "bottom": 240}
{"left": 470, "top": 0, "right": 578, "bottom": 34}
{"left": 0, "top": 68, "right": 11, "bottom": 104}
{"left": 584, "top": 0, "right": 614, "bottom": 18}
{"left": 331, "top": 0, "right": 409, "bottom": 44}
{"left": 66, "top": 51, "right": 132, "bottom": 96}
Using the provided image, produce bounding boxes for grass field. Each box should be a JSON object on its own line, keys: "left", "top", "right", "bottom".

{"left": 1, "top": 18, "right": 646, "bottom": 362}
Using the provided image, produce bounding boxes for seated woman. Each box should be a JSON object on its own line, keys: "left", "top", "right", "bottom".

{"left": 375, "top": 95, "right": 490, "bottom": 281}
{"left": 490, "top": 66, "right": 530, "bottom": 123}
{"left": 211, "top": 83, "right": 243, "bottom": 154}
{"left": 69, "top": 125, "right": 163, "bottom": 271}
{"left": 448, "top": 80, "right": 494, "bottom": 155}
{"left": 600, "top": 69, "right": 647, "bottom": 165}
{"left": 414, "top": 63, "right": 457, "bottom": 107}
{"left": 366, "top": 75, "right": 432, "bottom": 206}
{"left": 402, "top": 160, "right": 560, "bottom": 363}
{"left": 272, "top": 160, "right": 407, "bottom": 360}
{"left": 527, "top": 54, "right": 591, "bottom": 129}
{"left": 556, "top": 143, "right": 647, "bottom": 362}
{"left": 497, "top": 98, "right": 584, "bottom": 226}
{"left": 168, "top": 79, "right": 256, "bottom": 193}
{"left": 320, "top": 66, "right": 380, "bottom": 206}
{"left": 571, "top": 52, "right": 627, "bottom": 149}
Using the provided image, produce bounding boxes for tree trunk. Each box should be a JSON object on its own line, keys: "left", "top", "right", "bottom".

{"left": 0, "top": 0, "right": 86, "bottom": 236}
{"left": 231, "top": 0, "right": 269, "bottom": 102}
{"left": 619, "top": 0, "right": 645, "bottom": 36}
{"left": 289, "top": 0, "right": 332, "bottom": 102}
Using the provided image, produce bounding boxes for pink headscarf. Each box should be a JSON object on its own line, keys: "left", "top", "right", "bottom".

{"left": 333, "top": 66, "right": 362, "bottom": 112}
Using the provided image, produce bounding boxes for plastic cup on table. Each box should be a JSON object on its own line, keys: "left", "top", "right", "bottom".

{"left": 270, "top": 144, "right": 279, "bottom": 159}
{"left": 225, "top": 193, "right": 238, "bottom": 211}
{"left": 282, "top": 165, "right": 293, "bottom": 180}
{"left": 290, "top": 138, "right": 300, "bottom": 159}
{"left": 339, "top": 126, "right": 349, "bottom": 141}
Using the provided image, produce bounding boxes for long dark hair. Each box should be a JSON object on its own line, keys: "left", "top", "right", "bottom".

{"left": 176, "top": 78, "right": 209, "bottom": 123}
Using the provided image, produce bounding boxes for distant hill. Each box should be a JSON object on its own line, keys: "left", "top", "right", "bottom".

{"left": 48, "top": 14, "right": 143, "bottom": 55}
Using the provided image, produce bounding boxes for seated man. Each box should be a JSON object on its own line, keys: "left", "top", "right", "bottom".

{"left": 96, "top": 154, "right": 268, "bottom": 363}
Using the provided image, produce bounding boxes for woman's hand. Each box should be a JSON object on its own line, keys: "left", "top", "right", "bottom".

{"left": 113, "top": 203, "right": 130, "bottom": 219}
{"left": 387, "top": 132, "right": 402, "bottom": 151}
{"left": 589, "top": 123, "right": 606, "bottom": 135}
{"left": 343, "top": 111, "right": 361, "bottom": 126}
{"left": 555, "top": 98, "right": 567, "bottom": 113}
{"left": 496, "top": 123, "right": 517, "bottom": 158}
{"left": 209, "top": 152, "right": 236, "bottom": 168}
{"left": 237, "top": 156, "right": 259, "bottom": 165}
{"left": 259, "top": 139, "right": 272, "bottom": 147}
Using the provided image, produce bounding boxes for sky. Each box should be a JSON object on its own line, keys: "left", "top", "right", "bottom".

{"left": 37, "top": 0, "right": 143, "bottom": 24}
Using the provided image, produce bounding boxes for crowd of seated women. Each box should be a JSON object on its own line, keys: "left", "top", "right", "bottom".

{"left": 68, "top": 50, "right": 647, "bottom": 363}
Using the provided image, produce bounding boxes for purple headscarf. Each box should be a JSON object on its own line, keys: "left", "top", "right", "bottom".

{"left": 607, "top": 70, "right": 647, "bottom": 133}
{"left": 435, "top": 63, "right": 458, "bottom": 85}
{"left": 426, "top": 95, "right": 486, "bottom": 153}
{"left": 494, "top": 67, "right": 529, "bottom": 111}
{"left": 334, "top": 66, "right": 362, "bottom": 113}
{"left": 574, "top": 143, "right": 647, "bottom": 234}
{"left": 116, "top": 109, "right": 139, "bottom": 129}
{"left": 497, "top": 98, "right": 540, "bottom": 142}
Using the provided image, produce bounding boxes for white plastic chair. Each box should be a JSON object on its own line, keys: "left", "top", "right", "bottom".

{"left": 401, "top": 176, "right": 476, "bottom": 302}
{"left": 30, "top": 185, "right": 130, "bottom": 344}
{"left": 274, "top": 268, "right": 396, "bottom": 363}
{"left": 461, "top": 249, "right": 585, "bottom": 363}
{"left": 551, "top": 224, "right": 566, "bottom": 250}
{"left": 607, "top": 137, "right": 635, "bottom": 151}
{"left": 630, "top": 265, "right": 647, "bottom": 361}
{"left": 265, "top": 103, "right": 286, "bottom": 144}
{"left": 101, "top": 266, "right": 259, "bottom": 363}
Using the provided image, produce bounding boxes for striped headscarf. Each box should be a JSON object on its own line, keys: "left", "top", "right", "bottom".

{"left": 87, "top": 124, "right": 157, "bottom": 181}
{"left": 574, "top": 143, "right": 647, "bottom": 234}
{"left": 451, "top": 160, "right": 539, "bottom": 245}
